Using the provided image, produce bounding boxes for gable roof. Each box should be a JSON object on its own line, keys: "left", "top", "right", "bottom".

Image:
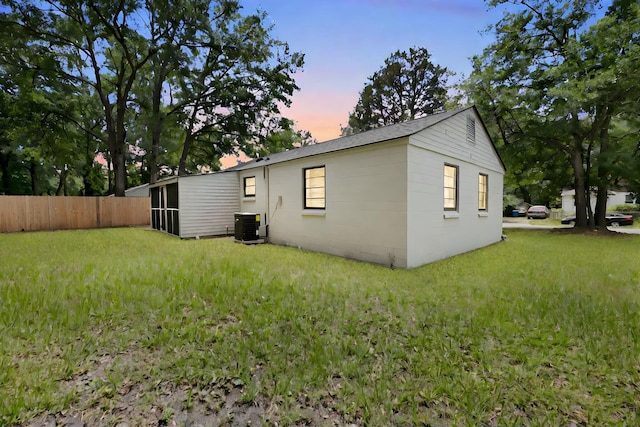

{"left": 228, "top": 106, "right": 498, "bottom": 171}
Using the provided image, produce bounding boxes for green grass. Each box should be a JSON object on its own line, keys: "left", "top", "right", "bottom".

{"left": 1, "top": 228, "right": 640, "bottom": 426}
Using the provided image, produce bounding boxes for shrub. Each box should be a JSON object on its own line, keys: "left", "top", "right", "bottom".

{"left": 609, "top": 203, "right": 640, "bottom": 212}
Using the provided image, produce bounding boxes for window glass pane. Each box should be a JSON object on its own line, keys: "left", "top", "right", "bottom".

{"left": 444, "top": 165, "right": 457, "bottom": 210}
{"left": 304, "top": 166, "right": 325, "bottom": 209}
{"left": 478, "top": 174, "right": 488, "bottom": 210}
{"left": 306, "top": 168, "right": 325, "bottom": 179}
{"left": 306, "top": 199, "right": 325, "bottom": 208}
{"left": 244, "top": 176, "right": 256, "bottom": 196}
{"left": 306, "top": 176, "right": 325, "bottom": 188}
{"left": 444, "top": 200, "right": 456, "bottom": 209}
{"left": 306, "top": 188, "right": 325, "bottom": 199}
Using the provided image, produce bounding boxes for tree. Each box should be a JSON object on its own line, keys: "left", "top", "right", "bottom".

{"left": 247, "top": 119, "right": 316, "bottom": 158}
{"left": 343, "top": 47, "right": 449, "bottom": 135}
{"left": 171, "top": 5, "right": 304, "bottom": 176}
{"left": 1, "top": 0, "right": 303, "bottom": 195}
{"left": 465, "top": 0, "right": 640, "bottom": 229}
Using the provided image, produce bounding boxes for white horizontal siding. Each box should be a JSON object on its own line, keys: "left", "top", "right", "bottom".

{"left": 124, "top": 184, "right": 150, "bottom": 197}
{"left": 406, "top": 141, "right": 503, "bottom": 268}
{"left": 178, "top": 172, "right": 240, "bottom": 238}
{"left": 266, "top": 140, "right": 409, "bottom": 268}
{"left": 409, "top": 109, "right": 504, "bottom": 174}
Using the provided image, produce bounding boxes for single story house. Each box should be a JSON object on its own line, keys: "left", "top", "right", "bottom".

{"left": 561, "top": 188, "right": 637, "bottom": 215}
{"left": 228, "top": 106, "right": 505, "bottom": 268}
{"left": 149, "top": 106, "right": 505, "bottom": 268}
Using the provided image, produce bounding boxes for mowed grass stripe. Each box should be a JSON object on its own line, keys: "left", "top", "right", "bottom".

{"left": 1, "top": 228, "right": 639, "bottom": 426}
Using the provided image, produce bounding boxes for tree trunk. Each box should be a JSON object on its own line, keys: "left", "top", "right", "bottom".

{"left": 83, "top": 133, "right": 95, "bottom": 196}
{"left": 569, "top": 113, "right": 589, "bottom": 229}
{"left": 111, "top": 100, "right": 128, "bottom": 197}
{"left": 519, "top": 186, "right": 531, "bottom": 204}
{"left": 594, "top": 113, "right": 612, "bottom": 228}
{"left": 178, "top": 132, "right": 194, "bottom": 176}
{"left": 55, "top": 168, "right": 69, "bottom": 196}
{"left": 149, "top": 121, "right": 161, "bottom": 184}
{"left": 112, "top": 141, "right": 127, "bottom": 196}
{"left": 570, "top": 150, "right": 588, "bottom": 228}
{"left": 29, "top": 159, "right": 38, "bottom": 195}
{"left": 0, "top": 151, "right": 10, "bottom": 194}
{"left": 106, "top": 153, "right": 113, "bottom": 195}
{"left": 149, "top": 70, "right": 165, "bottom": 185}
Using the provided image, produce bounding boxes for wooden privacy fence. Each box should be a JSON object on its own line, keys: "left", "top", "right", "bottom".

{"left": 0, "top": 196, "right": 150, "bottom": 233}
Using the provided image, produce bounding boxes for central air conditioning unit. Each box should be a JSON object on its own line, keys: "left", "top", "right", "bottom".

{"left": 234, "top": 212, "right": 260, "bottom": 242}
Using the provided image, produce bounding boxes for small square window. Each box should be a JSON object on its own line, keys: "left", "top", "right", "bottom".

{"left": 244, "top": 176, "right": 256, "bottom": 197}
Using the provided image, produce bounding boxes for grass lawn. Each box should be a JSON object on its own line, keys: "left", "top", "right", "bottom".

{"left": 1, "top": 228, "right": 639, "bottom": 426}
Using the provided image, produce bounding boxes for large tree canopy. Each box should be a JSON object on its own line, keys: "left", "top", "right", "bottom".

{"left": 343, "top": 47, "right": 450, "bottom": 135}
{"left": 466, "top": 0, "right": 640, "bottom": 228}
{"left": 0, "top": 0, "right": 304, "bottom": 195}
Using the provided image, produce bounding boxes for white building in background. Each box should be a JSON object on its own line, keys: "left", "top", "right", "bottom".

{"left": 561, "top": 188, "right": 637, "bottom": 215}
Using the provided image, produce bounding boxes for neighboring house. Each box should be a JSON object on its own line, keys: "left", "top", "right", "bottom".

{"left": 228, "top": 106, "right": 505, "bottom": 268}
{"left": 148, "top": 173, "right": 239, "bottom": 238}
{"left": 124, "top": 183, "right": 149, "bottom": 198}
{"left": 561, "top": 188, "right": 637, "bottom": 215}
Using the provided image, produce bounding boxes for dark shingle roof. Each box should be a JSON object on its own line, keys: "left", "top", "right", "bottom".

{"left": 227, "top": 107, "right": 472, "bottom": 171}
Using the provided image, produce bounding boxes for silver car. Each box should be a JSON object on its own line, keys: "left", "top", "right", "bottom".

{"left": 527, "top": 205, "right": 550, "bottom": 219}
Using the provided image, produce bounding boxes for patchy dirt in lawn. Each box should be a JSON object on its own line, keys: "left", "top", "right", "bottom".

{"left": 21, "top": 353, "right": 352, "bottom": 427}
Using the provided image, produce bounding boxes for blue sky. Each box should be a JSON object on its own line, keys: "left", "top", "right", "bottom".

{"left": 240, "top": 0, "right": 506, "bottom": 141}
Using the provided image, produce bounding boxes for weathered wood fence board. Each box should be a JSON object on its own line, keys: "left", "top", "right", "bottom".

{"left": 0, "top": 196, "right": 150, "bottom": 233}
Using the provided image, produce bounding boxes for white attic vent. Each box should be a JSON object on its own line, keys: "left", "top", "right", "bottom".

{"left": 466, "top": 115, "right": 476, "bottom": 144}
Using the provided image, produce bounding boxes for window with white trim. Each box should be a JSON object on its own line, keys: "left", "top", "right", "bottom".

{"left": 304, "top": 166, "right": 325, "bottom": 209}
{"left": 444, "top": 164, "right": 458, "bottom": 211}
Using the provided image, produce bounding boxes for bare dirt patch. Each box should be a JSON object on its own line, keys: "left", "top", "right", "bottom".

{"left": 21, "top": 351, "right": 350, "bottom": 427}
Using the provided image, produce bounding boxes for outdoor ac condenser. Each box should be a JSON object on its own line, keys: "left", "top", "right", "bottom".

{"left": 234, "top": 213, "right": 260, "bottom": 241}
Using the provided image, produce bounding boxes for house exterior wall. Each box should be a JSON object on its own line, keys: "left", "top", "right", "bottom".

{"left": 242, "top": 140, "right": 409, "bottom": 267}
{"left": 561, "top": 189, "right": 636, "bottom": 215}
{"left": 406, "top": 111, "right": 504, "bottom": 268}
{"left": 178, "top": 172, "right": 240, "bottom": 238}
{"left": 238, "top": 167, "right": 269, "bottom": 231}
{"left": 124, "top": 184, "right": 149, "bottom": 197}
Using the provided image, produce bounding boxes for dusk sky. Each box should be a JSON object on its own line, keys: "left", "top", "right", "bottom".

{"left": 240, "top": 0, "right": 506, "bottom": 142}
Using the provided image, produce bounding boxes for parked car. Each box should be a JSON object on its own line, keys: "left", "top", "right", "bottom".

{"left": 561, "top": 212, "right": 634, "bottom": 226}
{"left": 527, "top": 205, "right": 550, "bottom": 219}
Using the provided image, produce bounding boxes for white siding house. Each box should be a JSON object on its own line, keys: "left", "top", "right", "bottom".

{"left": 561, "top": 188, "right": 637, "bottom": 215}
{"left": 149, "top": 172, "right": 239, "bottom": 238}
{"left": 231, "top": 106, "right": 505, "bottom": 268}
{"left": 124, "top": 183, "right": 149, "bottom": 198}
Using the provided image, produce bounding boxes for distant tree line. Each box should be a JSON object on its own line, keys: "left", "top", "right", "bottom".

{"left": 0, "top": 0, "right": 306, "bottom": 196}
